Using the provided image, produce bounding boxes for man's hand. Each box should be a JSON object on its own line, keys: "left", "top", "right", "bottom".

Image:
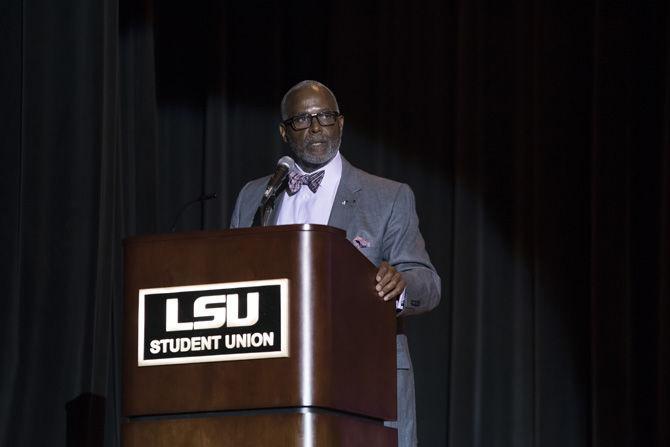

{"left": 376, "top": 261, "right": 406, "bottom": 301}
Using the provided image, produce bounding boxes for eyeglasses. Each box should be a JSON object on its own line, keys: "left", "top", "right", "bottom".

{"left": 283, "top": 111, "right": 341, "bottom": 131}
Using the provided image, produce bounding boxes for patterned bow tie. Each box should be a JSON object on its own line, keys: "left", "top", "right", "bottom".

{"left": 287, "top": 170, "right": 325, "bottom": 196}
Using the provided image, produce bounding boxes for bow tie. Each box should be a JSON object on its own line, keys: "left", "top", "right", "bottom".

{"left": 287, "top": 170, "right": 325, "bottom": 196}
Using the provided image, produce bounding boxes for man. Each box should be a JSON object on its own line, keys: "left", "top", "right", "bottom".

{"left": 230, "top": 80, "right": 441, "bottom": 447}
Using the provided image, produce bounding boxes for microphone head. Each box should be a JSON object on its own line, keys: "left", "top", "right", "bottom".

{"left": 277, "top": 156, "right": 295, "bottom": 171}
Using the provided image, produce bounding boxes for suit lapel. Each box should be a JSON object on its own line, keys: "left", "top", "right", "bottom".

{"left": 328, "top": 156, "right": 361, "bottom": 233}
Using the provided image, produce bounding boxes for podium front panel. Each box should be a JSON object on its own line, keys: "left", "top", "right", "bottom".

{"left": 123, "top": 225, "right": 396, "bottom": 421}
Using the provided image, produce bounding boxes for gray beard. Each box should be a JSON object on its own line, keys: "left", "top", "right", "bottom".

{"left": 290, "top": 136, "right": 341, "bottom": 171}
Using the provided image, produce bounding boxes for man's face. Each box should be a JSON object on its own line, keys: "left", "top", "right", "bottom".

{"left": 279, "top": 86, "right": 344, "bottom": 171}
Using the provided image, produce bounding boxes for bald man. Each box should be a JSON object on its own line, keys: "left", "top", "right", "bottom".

{"left": 230, "top": 80, "right": 441, "bottom": 447}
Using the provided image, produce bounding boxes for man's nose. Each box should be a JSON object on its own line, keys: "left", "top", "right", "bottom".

{"left": 309, "top": 116, "right": 322, "bottom": 133}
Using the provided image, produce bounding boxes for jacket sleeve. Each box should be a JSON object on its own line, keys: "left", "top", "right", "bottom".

{"left": 229, "top": 181, "right": 257, "bottom": 229}
{"left": 229, "top": 185, "right": 244, "bottom": 228}
{"left": 382, "top": 183, "right": 441, "bottom": 317}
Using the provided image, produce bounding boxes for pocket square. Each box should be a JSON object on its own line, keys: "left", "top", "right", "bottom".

{"left": 353, "top": 236, "right": 371, "bottom": 248}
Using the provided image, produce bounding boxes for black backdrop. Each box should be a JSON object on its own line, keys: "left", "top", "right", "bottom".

{"left": 1, "top": 0, "right": 668, "bottom": 446}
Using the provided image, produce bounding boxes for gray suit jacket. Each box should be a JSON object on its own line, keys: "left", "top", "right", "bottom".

{"left": 230, "top": 155, "right": 441, "bottom": 446}
{"left": 230, "top": 156, "right": 441, "bottom": 316}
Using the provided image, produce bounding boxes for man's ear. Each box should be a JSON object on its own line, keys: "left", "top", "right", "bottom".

{"left": 278, "top": 123, "right": 288, "bottom": 143}
{"left": 337, "top": 114, "right": 344, "bottom": 132}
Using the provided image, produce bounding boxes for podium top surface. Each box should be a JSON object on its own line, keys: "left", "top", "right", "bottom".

{"left": 124, "top": 224, "right": 346, "bottom": 246}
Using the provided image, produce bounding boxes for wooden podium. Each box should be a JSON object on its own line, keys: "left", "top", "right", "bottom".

{"left": 122, "top": 224, "right": 397, "bottom": 446}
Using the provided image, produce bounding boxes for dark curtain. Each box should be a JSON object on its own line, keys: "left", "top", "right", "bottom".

{"left": 1, "top": 0, "right": 123, "bottom": 445}
{"left": 1, "top": 0, "right": 667, "bottom": 446}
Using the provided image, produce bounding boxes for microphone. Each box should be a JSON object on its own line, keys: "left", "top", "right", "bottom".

{"left": 261, "top": 156, "right": 295, "bottom": 206}
{"left": 170, "top": 193, "right": 218, "bottom": 232}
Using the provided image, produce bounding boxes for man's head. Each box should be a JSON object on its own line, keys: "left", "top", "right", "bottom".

{"left": 279, "top": 80, "right": 344, "bottom": 172}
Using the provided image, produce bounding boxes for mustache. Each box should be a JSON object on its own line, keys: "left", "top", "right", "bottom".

{"left": 305, "top": 136, "right": 327, "bottom": 144}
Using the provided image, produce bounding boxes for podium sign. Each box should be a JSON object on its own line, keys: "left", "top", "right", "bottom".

{"left": 137, "top": 279, "right": 289, "bottom": 366}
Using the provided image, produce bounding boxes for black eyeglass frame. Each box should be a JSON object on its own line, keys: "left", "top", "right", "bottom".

{"left": 282, "top": 111, "right": 342, "bottom": 131}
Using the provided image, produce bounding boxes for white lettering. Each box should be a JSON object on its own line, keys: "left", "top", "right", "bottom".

{"left": 223, "top": 332, "right": 275, "bottom": 349}
{"left": 165, "top": 298, "right": 193, "bottom": 332}
{"left": 237, "top": 333, "right": 248, "bottom": 348}
{"left": 193, "top": 295, "right": 227, "bottom": 330}
{"left": 225, "top": 334, "right": 235, "bottom": 349}
{"left": 191, "top": 337, "right": 201, "bottom": 351}
{"left": 150, "top": 335, "right": 223, "bottom": 354}
{"left": 165, "top": 293, "right": 258, "bottom": 331}
{"left": 226, "top": 293, "right": 260, "bottom": 327}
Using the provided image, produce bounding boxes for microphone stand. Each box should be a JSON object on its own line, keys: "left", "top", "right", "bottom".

{"left": 252, "top": 193, "right": 276, "bottom": 227}
{"left": 170, "top": 193, "right": 217, "bottom": 232}
{"left": 252, "top": 180, "right": 286, "bottom": 227}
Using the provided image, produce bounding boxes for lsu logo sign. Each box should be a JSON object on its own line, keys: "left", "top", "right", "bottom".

{"left": 138, "top": 279, "right": 289, "bottom": 366}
